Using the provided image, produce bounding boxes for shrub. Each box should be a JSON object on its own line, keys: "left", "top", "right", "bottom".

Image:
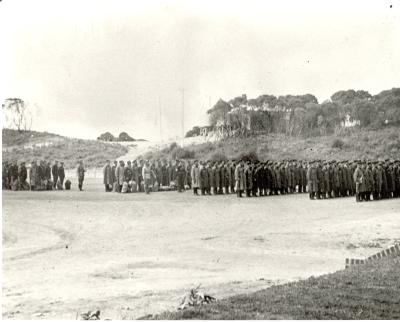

{"left": 237, "top": 150, "right": 259, "bottom": 162}
{"left": 332, "top": 139, "right": 345, "bottom": 149}
{"left": 209, "top": 151, "right": 228, "bottom": 162}
{"left": 171, "top": 146, "right": 195, "bottom": 160}
{"left": 388, "top": 132, "right": 399, "bottom": 141}
{"left": 185, "top": 126, "right": 200, "bottom": 138}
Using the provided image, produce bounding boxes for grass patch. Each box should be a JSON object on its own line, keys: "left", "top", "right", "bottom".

{"left": 146, "top": 255, "right": 400, "bottom": 320}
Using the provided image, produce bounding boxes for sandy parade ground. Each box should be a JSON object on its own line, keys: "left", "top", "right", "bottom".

{"left": 2, "top": 178, "right": 400, "bottom": 319}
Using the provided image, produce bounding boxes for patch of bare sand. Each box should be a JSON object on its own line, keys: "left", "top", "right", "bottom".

{"left": 2, "top": 179, "right": 400, "bottom": 319}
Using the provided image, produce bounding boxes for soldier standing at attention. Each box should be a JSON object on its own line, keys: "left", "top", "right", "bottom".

{"left": 111, "top": 161, "right": 118, "bottom": 191}
{"left": 191, "top": 160, "right": 200, "bottom": 195}
{"left": 30, "top": 160, "right": 37, "bottom": 191}
{"left": 353, "top": 162, "right": 364, "bottom": 202}
{"left": 176, "top": 161, "right": 186, "bottom": 192}
{"left": 209, "top": 162, "right": 216, "bottom": 195}
{"left": 18, "top": 162, "right": 30, "bottom": 190}
{"left": 124, "top": 161, "right": 133, "bottom": 184}
{"left": 364, "top": 162, "right": 374, "bottom": 201}
{"left": 115, "top": 160, "right": 125, "bottom": 192}
{"left": 103, "top": 160, "right": 113, "bottom": 192}
{"left": 142, "top": 160, "right": 152, "bottom": 194}
{"left": 199, "top": 161, "right": 206, "bottom": 195}
{"left": 77, "top": 161, "right": 86, "bottom": 191}
{"left": 234, "top": 160, "right": 245, "bottom": 198}
{"left": 306, "top": 161, "right": 318, "bottom": 200}
{"left": 10, "top": 161, "right": 19, "bottom": 191}
{"left": 58, "top": 162, "right": 65, "bottom": 190}
{"left": 45, "top": 162, "right": 52, "bottom": 190}
{"left": 52, "top": 161, "right": 59, "bottom": 189}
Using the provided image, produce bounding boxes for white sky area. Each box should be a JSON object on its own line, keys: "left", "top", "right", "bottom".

{"left": 1, "top": 0, "right": 399, "bottom": 141}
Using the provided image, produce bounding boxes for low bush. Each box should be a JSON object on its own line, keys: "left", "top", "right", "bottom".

{"left": 209, "top": 151, "right": 228, "bottom": 162}
{"left": 237, "top": 150, "right": 259, "bottom": 162}
{"left": 332, "top": 138, "right": 345, "bottom": 149}
{"left": 171, "top": 147, "right": 195, "bottom": 160}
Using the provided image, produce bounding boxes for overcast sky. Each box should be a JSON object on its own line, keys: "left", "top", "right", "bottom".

{"left": 1, "top": 0, "right": 399, "bottom": 141}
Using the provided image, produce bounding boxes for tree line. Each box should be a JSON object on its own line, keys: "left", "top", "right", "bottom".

{"left": 186, "top": 88, "right": 400, "bottom": 138}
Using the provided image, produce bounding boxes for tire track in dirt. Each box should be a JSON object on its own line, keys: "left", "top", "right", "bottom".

{"left": 7, "top": 223, "right": 75, "bottom": 261}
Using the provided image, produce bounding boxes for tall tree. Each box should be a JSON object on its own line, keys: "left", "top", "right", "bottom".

{"left": 2, "top": 98, "right": 32, "bottom": 132}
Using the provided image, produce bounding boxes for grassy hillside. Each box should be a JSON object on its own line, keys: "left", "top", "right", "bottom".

{"left": 143, "top": 127, "right": 400, "bottom": 161}
{"left": 147, "top": 254, "right": 400, "bottom": 320}
{"left": 2, "top": 129, "right": 128, "bottom": 169}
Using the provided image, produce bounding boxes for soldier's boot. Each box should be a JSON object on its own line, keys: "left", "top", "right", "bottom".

{"left": 356, "top": 193, "right": 360, "bottom": 202}
{"left": 316, "top": 191, "right": 321, "bottom": 199}
{"left": 309, "top": 192, "right": 313, "bottom": 200}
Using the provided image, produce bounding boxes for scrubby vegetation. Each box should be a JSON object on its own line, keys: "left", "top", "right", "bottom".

{"left": 142, "top": 127, "right": 400, "bottom": 162}
{"left": 147, "top": 254, "right": 400, "bottom": 320}
{"left": 2, "top": 129, "right": 128, "bottom": 169}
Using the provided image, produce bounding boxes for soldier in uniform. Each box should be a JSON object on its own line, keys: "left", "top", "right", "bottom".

{"left": 103, "top": 160, "right": 113, "bottom": 192}
{"left": 185, "top": 161, "right": 192, "bottom": 189}
{"left": 30, "top": 160, "right": 37, "bottom": 191}
{"left": 115, "top": 160, "right": 125, "bottom": 192}
{"left": 45, "top": 162, "right": 52, "bottom": 190}
{"left": 51, "top": 161, "right": 59, "bottom": 189}
{"left": 124, "top": 161, "right": 133, "bottom": 187}
{"left": 77, "top": 161, "right": 85, "bottom": 191}
{"left": 176, "top": 161, "right": 186, "bottom": 192}
{"left": 251, "top": 162, "right": 258, "bottom": 197}
{"left": 18, "top": 162, "right": 29, "bottom": 190}
{"left": 9, "top": 161, "right": 19, "bottom": 191}
{"left": 372, "top": 161, "right": 382, "bottom": 200}
{"left": 274, "top": 163, "right": 282, "bottom": 195}
{"left": 244, "top": 161, "right": 253, "bottom": 197}
{"left": 322, "top": 161, "right": 330, "bottom": 199}
{"left": 211, "top": 162, "right": 217, "bottom": 195}
{"left": 229, "top": 161, "right": 236, "bottom": 194}
{"left": 218, "top": 162, "right": 225, "bottom": 195}
{"left": 199, "top": 161, "right": 206, "bottom": 195}
{"left": 191, "top": 160, "right": 200, "bottom": 195}
{"left": 141, "top": 160, "right": 152, "bottom": 194}
{"left": 235, "top": 160, "right": 245, "bottom": 198}
{"left": 364, "top": 162, "right": 374, "bottom": 201}
{"left": 394, "top": 160, "right": 400, "bottom": 198}
{"left": 353, "top": 162, "right": 364, "bottom": 202}
{"left": 306, "top": 161, "right": 318, "bottom": 200}
{"left": 58, "top": 162, "right": 65, "bottom": 190}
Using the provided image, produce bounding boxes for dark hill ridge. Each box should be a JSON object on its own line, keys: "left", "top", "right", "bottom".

{"left": 97, "top": 131, "right": 147, "bottom": 142}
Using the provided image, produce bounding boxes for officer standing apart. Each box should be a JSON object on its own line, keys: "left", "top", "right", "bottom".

{"left": 77, "top": 161, "right": 86, "bottom": 191}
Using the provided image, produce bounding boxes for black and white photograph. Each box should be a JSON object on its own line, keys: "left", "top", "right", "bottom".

{"left": 1, "top": 0, "right": 400, "bottom": 320}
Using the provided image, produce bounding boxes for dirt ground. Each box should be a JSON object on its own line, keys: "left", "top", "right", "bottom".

{"left": 2, "top": 178, "right": 400, "bottom": 319}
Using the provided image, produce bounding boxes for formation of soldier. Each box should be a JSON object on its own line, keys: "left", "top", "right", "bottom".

{"left": 103, "top": 159, "right": 190, "bottom": 194}
{"left": 4, "top": 157, "right": 399, "bottom": 203}
{"left": 2, "top": 160, "right": 70, "bottom": 191}
{"left": 103, "top": 158, "right": 309, "bottom": 197}
{"left": 307, "top": 159, "right": 400, "bottom": 202}
{"left": 103, "top": 158, "right": 400, "bottom": 202}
